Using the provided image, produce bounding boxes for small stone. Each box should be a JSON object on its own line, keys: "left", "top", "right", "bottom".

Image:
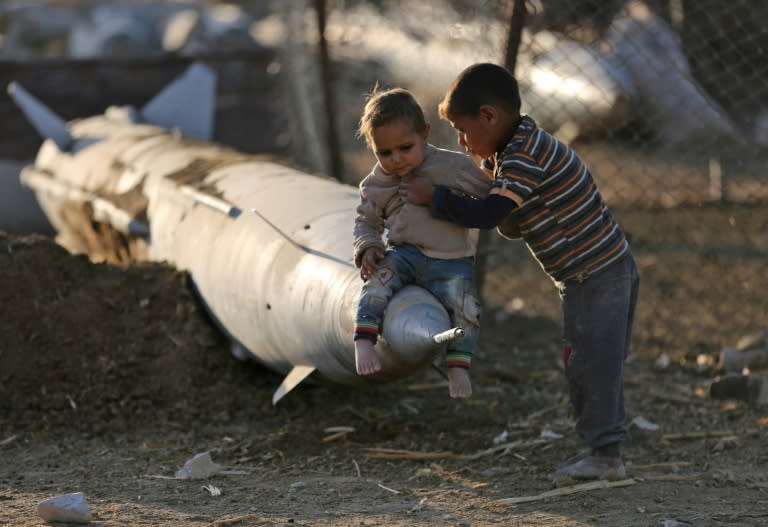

{"left": 175, "top": 451, "right": 222, "bottom": 479}
{"left": 628, "top": 415, "right": 661, "bottom": 443}
{"left": 37, "top": 492, "right": 92, "bottom": 523}
{"left": 654, "top": 353, "right": 670, "bottom": 370}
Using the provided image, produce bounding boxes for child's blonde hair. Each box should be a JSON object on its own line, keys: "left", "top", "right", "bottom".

{"left": 357, "top": 87, "right": 427, "bottom": 149}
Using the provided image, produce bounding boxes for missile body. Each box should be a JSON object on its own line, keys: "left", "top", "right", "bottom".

{"left": 10, "top": 64, "right": 462, "bottom": 402}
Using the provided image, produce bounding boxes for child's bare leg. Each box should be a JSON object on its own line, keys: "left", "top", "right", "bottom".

{"left": 354, "top": 339, "right": 381, "bottom": 375}
{"left": 446, "top": 367, "right": 472, "bottom": 398}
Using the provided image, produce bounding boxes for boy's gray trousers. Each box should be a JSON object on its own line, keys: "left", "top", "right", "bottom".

{"left": 559, "top": 252, "right": 640, "bottom": 449}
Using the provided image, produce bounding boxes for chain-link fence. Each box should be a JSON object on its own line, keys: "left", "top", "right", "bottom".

{"left": 273, "top": 0, "right": 768, "bottom": 367}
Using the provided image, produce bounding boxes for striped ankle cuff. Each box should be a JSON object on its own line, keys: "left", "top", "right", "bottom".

{"left": 354, "top": 321, "right": 379, "bottom": 343}
{"left": 445, "top": 351, "right": 472, "bottom": 369}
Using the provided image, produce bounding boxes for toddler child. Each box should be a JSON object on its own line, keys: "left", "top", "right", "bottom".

{"left": 353, "top": 87, "right": 491, "bottom": 398}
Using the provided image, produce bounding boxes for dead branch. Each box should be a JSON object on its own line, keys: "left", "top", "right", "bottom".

{"left": 362, "top": 448, "right": 455, "bottom": 460}
{"left": 498, "top": 478, "right": 637, "bottom": 505}
{"left": 457, "top": 438, "right": 550, "bottom": 460}
{"left": 661, "top": 428, "right": 758, "bottom": 442}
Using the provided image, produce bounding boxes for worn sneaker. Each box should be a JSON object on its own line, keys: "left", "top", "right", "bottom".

{"left": 551, "top": 455, "right": 626, "bottom": 487}
{"left": 553, "top": 449, "right": 591, "bottom": 472}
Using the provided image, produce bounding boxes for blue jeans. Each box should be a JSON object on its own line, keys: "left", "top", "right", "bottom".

{"left": 355, "top": 244, "right": 481, "bottom": 356}
{"left": 560, "top": 252, "right": 640, "bottom": 449}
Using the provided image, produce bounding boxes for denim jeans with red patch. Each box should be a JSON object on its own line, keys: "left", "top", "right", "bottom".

{"left": 355, "top": 243, "right": 480, "bottom": 358}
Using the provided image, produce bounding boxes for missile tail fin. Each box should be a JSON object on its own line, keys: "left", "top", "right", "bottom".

{"left": 272, "top": 365, "right": 316, "bottom": 405}
{"left": 7, "top": 82, "right": 72, "bottom": 151}
{"left": 141, "top": 62, "right": 216, "bottom": 140}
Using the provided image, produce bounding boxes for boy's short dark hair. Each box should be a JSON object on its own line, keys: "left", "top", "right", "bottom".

{"left": 357, "top": 87, "right": 427, "bottom": 148}
{"left": 438, "top": 63, "right": 521, "bottom": 120}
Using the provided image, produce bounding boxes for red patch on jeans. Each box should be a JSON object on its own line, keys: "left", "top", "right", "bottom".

{"left": 376, "top": 267, "right": 394, "bottom": 285}
{"left": 563, "top": 345, "right": 572, "bottom": 370}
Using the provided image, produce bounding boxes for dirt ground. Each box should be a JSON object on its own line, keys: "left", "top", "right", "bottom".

{"left": 1, "top": 199, "right": 768, "bottom": 526}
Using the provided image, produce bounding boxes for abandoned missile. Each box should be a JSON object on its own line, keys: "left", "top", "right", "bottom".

{"left": 9, "top": 63, "right": 464, "bottom": 404}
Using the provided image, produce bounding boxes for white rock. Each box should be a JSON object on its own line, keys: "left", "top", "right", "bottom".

{"left": 492, "top": 430, "right": 509, "bottom": 445}
{"left": 540, "top": 428, "right": 563, "bottom": 440}
{"left": 37, "top": 492, "right": 92, "bottom": 523}
{"left": 175, "top": 451, "right": 222, "bottom": 479}
{"left": 628, "top": 415, "right": 662, "bottom": 444}
{"left": 654, "top": 353, "right": 671, "bottom": 370}
{"left": 631, "top": 415, "right": 660, "bottom": 431}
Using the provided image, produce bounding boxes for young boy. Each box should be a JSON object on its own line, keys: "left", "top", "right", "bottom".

{"left": 353, "top": 87, "right": 491, "bottom": 398}
{"left": 400, "top": 63, "right": 640, "bottom": 484}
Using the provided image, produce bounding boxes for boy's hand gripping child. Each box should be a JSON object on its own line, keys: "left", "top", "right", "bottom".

{"left": 401, "top": 63, "right": 640, "bottom": 483}
{"left": 352, "top": 87, "right": 492, "bottom": 398}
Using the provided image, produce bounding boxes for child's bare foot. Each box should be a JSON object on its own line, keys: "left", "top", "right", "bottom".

{"left": 355, "top": 339, "right": 381, "bottom": 375}
{"left": 447, "top": 367, "right": 472, "bottom": 398}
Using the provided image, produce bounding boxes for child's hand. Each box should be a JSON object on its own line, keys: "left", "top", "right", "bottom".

{"left": 360, "top": 247, "right": 384, "bottom": 280}
{"left": 446, "top": 367, "right": 472, "bottom": 398}
{"left": 399, "top": 175, "right": 434, "bottom": 205}
{"left": 473, "top": 152, "right": 490, "bottom": 169}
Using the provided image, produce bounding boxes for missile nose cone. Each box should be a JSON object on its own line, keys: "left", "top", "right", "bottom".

{"left": 381, "top": 285, "right": 453, "bottom": 365}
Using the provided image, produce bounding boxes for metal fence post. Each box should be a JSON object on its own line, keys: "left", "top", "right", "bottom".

{"left": 314, "top": 0, "right": 345, "bottom": 182}
{"left": 474, "top": 0, "right": 527, "bottom": 298}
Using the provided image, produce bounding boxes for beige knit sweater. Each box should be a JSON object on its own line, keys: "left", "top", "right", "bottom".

{"left": 353, "top": 144, "right": 492, "bottom": 267}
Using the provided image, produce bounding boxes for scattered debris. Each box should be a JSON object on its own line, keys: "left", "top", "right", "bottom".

{"left": 497, "top": 478, "right": 636, "bottom": 505}
{"left": 524, "top": 400, "right": 568, "bottom": 421}
{"left": 362, "top": 448, "right": 454, "bottom": 461}
{"left": 492, "top": 431, "right": 509, "bottom": 445}
{"left": 695, "top": 352, "right": 719, "bottom": 371}
{"left": 37, "top": 492, "right": 92, "bottom": 524}
{"left": 201, "top": 484, "right": 222, "bottom": 496}
{"left": 661, "top": 429, "right": 758, "bottom": 442}
{"left": 629, "top": 415, "right": 662, "bottom": 443}
{"left": 0, "top": 435, "right": 17, "bottom": 446}
{"left": 399, "top": 400, "right": 420, "bottom": 414}
{"left": 364, "top": 435, "right": 556, "bottom": 464}
{"left": 495, "top": 297, "right": 526, "bottom": 321}
{"left": 459, "top": 438, "right": 550, "bottom": 460}
{"left": 718, "top": 333, "right": 768, "bottom": 372}
{"left": 324, "top": 426, "right": 355, "bottom": 433}
{"left": 211, "top": 513, "right": 261, "bottom": 527}
{"left": 631, "top": 415, "right": 660, "bottom": 431}
{"left": 710, "top": 374, "right": 768, "bottom": 406}
{"left": 377, "top": 483, "right": 401, "bottom": 494}
{"left": 658, "top": 519, "right": 694, "bottom": 527}
{"left": 175, "top": 451, "right": 222, "bottom": 479}
{"left": 287, "top": 481, "right": 306, "bottom": 495}
{"left": 322, "top": 426, "right": 355, "bottom": 442}
{"left": 655, "top": 353, "right": 671, "bottom": 370}
{"left": 539, "top": 428, "right": 563, "bottom": 440}
{"left": 218, "top": 469, "right": 250, "bottom": 476}
{"left": 648, "top": 386, "right": 692, "bottom": 404}
{"left": 408, "top": 468, "right": 434, "bottom": 480}
{"left": 712, "top": 435, "right": 740, "bottom": 452}
{"left": 407, "top": 497, "right": 428, "bottom": 513}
